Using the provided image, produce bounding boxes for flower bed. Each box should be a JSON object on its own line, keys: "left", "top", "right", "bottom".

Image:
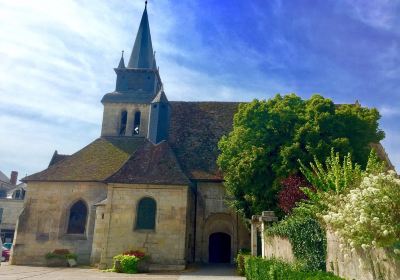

{"left": 110, "top": 250, "right": 149, "bottom": 274}
{"left": 45, "top": 249, "right": 77, "bottom": 267}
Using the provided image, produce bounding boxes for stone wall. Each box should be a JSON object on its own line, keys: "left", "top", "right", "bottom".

{"left": 101, "top": 103, "right": 150, "bottom": 137}
{"left": 10, "top": 181, "right": 107, "bottom": 265}
{"left": 263, "top": 236, "right": 295, "bottom": 263}
{"left": 96, "top": 183, "right": 189, "bottom": 269}
{"left": 261, "top": 230, "right": 400, "bottom": 280}
{"left": 326, "top": 231, "right": 400, "bottom": 280}
{"left": 0, "top": 198, "right": 24, "bottom": 231}
{"left": 194, "top": 182, "right": 250, "bottom": 263}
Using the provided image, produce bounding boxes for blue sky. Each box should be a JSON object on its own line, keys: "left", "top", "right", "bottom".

{"left": 0, "top": 0, "right": 399, "bottom": 180}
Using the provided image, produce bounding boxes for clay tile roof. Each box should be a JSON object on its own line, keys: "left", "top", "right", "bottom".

{"left": 168, "top": 101, "right": 241, "bottom": 181}
{"left": 23, "top": 137, "right": 145, "bottom": 182}
{"left": 106, "top": 140, "right": 190, "bottom": 185}
{"left": 48, "top": 151, "right": 70, "bottom": 167}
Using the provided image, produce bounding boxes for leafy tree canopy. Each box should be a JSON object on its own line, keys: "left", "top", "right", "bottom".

{"left": 217, "top": 94, "right": 384, "bottom": 218}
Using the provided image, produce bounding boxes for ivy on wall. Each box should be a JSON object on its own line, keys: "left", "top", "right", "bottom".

{"left": 266, "top": 214, "right": 327, "bottom": 271}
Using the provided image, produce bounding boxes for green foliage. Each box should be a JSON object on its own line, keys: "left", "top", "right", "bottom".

{"left": 45, "top": 250, "right": 77, "bottom": 261}
{"left": 113, "top": 254, "right": 138, "bottom": 274}
{"left": 266, "top": 214, "right": 327, "bottom": 271}
{"left": 236, "top": 249, "right": 251, "bottom": 276}
{"left": 244, "top": 257, "right": 343, "bottom": 280}
{"left": 299, "top": 150, "right": 362, "bottom": 194}
{"left": 298, "top": 149, "right": 387, "bottom": 218}
{"left": 217, "top": 94, "right": 384, "bottom": 217}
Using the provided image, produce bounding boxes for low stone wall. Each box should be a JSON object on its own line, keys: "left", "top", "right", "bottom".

{"left": 263, "top": 236, "right": 295, "bottom": 263}
{"left": 263, "top": 231, "right": 400, "bottom": 280}
{"left": 326, "top": 231, "right": 400, "bottom": 280}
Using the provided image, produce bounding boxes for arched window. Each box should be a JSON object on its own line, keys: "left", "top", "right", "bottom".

{"left": 136, "top": 197, "right": 156, "bottom": 230}
{"left": 119, "top": 110, "right": 127, "bottom": 136}
{"left": 67, "top": 200, "right": 87, "bottom": 234}
{"left": 133, "top": 111, "right": 141, "bottom": 135}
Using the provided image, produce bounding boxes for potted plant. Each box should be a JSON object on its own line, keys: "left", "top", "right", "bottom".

{"left": 45, "top": 249, "right": 77, "bottom": 267}
{"left": 122, "top": 250, "right": 150, "bottom": 273}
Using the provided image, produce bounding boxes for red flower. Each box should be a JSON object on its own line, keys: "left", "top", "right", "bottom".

{"left": 123, "top": 250, "right": 146, "bottom": 259}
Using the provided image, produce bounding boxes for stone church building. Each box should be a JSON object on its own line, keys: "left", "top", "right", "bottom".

{"left": 11, "top": 4, "right": 250, "bottom": 270}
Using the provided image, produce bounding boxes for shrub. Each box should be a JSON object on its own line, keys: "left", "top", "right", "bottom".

{"left": 113, "top": 254, "right": 138, "bottom": 274}
{"left": 266, "top": 214, "right": 326, "bottom": 271}
{"left": 244, "top": 257, "right": 343, "bottom": 280}
{"left": 323, "top": 171, "right": 400, "bottom": 253}
{"left": 299, "top": 150, "right": 363, "bottom": 195}
{"left": 298, "top": 149, "right": 386, "bottom": 214}
{"left": 278, "top": 175, "right": 312, "bottom": 214}
{"left": 236, "top": 248, "right": 251, "bottom": 276}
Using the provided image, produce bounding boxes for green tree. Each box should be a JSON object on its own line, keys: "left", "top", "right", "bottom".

{"left": 217, "top": 94, "right": 384, "bottom": 218}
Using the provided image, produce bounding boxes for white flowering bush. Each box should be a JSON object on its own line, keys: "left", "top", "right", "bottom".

{"left": 323, "top": 171, "right": 400, "bottom": 254}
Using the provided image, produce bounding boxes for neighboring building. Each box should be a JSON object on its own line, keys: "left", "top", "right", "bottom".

{"left": 0, "top": 171, "right": 25, "bottom": 243}
{"left": 11, "top": 4, "right": 250, "bottom": 269}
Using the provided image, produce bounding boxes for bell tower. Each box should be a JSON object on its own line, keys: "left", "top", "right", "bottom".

{"left": 100, "top": 2, "right": 164, "bottom": 138}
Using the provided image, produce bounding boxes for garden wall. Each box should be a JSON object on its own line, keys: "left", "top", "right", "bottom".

{"left": 262, "top": 231, "right": 400, "bottom": 280}
{"left": 326, "top": 231, "right": 400, "bottom": 280}
{"left": 262, "top": 235, "right": 295, "bottom": 263}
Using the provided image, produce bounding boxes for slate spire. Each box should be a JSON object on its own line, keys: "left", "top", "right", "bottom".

{"left": 127, "top": 2, "right": 155, "bottom": 69}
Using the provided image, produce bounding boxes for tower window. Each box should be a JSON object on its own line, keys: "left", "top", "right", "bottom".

{"left": 119, "top": 110, "right": 127, "bottom": 136}
{"left": 67, "top": 200, "right": 88, "bottom": 234}
{"left": 135, "top": 197, "right": 156, "bottom": 230}
{"left": 133, "top": 111, "right": 141, "bottom": 135}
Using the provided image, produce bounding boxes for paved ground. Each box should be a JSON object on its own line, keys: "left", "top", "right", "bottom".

{"left": 0, "top": 262, "right": 245, "bottom": 280}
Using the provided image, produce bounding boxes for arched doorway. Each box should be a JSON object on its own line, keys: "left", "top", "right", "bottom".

{"left": 208, "top": 232, "right": 231, "bottom": 263}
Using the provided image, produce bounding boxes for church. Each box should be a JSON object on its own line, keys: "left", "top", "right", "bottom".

{"left": 10, "top": 3, "right": 250, "bottom": 270}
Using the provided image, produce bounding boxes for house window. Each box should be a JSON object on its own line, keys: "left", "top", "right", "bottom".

{"left": 0, "top": 208, "right": 3, "bottom": 224}
{"left": 14, "top": 190, "right": 21, "bottom": 199}
{"left": 136, "top": 197, "right": 156, "bottom": 230}
{"left": 0, "top": 189, "right": 6, "bottom": 198}
{"left": 133, "top": 111, "right": 141, "bottom": 135}
{"left": 67, "top": 200, "right": 87, "bottom": 234}
{"left": 119, "top": 110, "right": 128, "bottom": 136}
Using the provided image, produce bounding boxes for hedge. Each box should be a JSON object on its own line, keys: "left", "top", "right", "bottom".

{"left": 244, "top": 256, "right": 343, "bottom": 280}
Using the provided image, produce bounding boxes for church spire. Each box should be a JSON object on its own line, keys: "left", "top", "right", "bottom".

{"left": 127, "top": 2, "right": 155, "bottom": 69}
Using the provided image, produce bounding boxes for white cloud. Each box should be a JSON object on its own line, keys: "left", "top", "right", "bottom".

{"left": 342, "top": 0, "right": 400, "bottom": 31}
{"left": 379, "top": 106, "right": 400, "bottom": 118}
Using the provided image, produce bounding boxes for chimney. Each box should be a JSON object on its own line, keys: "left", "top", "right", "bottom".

{"left": 10, "top": 171, "right": 18, "bottom": 185}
